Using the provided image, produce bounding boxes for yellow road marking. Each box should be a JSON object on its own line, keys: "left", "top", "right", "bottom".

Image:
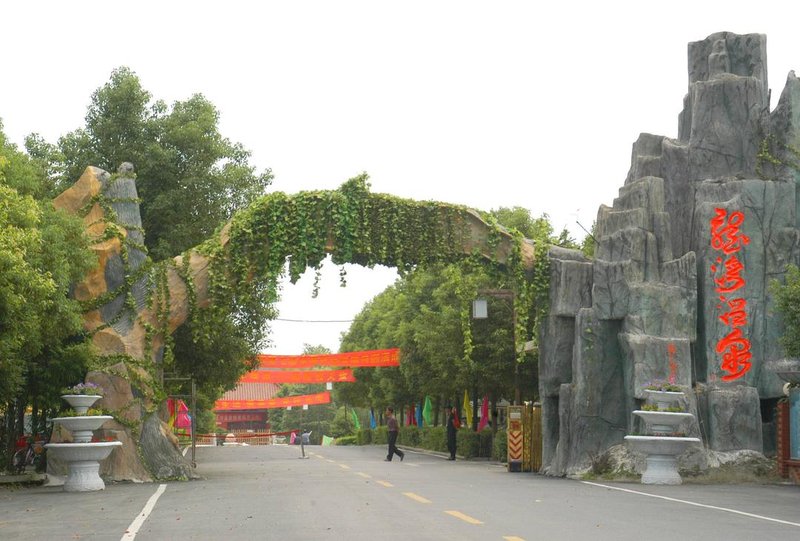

{"left": 338, "top": 464, "right": 351, "bottom": 470}
{"left": 356, "top": 472, "right": 371, "bottom": 478}
{"left": 445, "top": 510, "right": 483, "bottom": 525}
{"left": 376, "top": 480, "right": 393, "bottom": 487}
{"left": 326, "top": 459, "right": 336, "bottom": 463}
{"left": 503, "top": 537, "right": 525, "bottom": 541}
{"left": 403, "top": 492, "right": 432, "bottom": 504}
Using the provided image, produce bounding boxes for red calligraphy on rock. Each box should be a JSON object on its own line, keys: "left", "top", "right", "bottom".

{"left": 714, "top": 256, "right": 745, "bottom": 293}
{"left": 710, "top": 208, "right": 750, "bottom": 255}
{"left": 716, "top": 327, "right": 752, "bottom": 381}
{"left": 710, "top": 208, "right": 751, "bottom": 381}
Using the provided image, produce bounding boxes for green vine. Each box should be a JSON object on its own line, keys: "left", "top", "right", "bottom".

{"left": 756, "top": 134, "right": 800, "bottom": 179}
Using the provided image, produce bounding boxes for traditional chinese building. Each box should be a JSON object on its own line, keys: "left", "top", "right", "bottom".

{"left": 214, "top": 382, "right": 279, "bottom": 432}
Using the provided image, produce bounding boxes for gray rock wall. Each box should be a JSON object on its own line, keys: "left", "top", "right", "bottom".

{"left": 541, "top": 32, "right": 800, "bottom": 476}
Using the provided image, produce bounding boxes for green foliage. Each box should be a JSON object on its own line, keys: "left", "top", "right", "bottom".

{"left": 339, "top": 208, "right": 565, "bottom": 409}
{"left": 334, "top": 435, "right": 358, "bottom": 446}
{"left": 493, "top": 428, "right": 507, "bottom": 462}
{"left": 399, "top": 425, "right": 421, "bottom": 446}
{"left": 419, "top": 426, "right": 447, "bottom": 453}
{"left": 772, "top": 264, "right": 800, "bottom": 357}
{"left": 356, "top": 428, "right": 373, "bottom": 445}
{"left": 1, "top": 122, "right": 96, "bottom": 469}
{"left": 27, "top": 68, "right": 273, "bottom": 416}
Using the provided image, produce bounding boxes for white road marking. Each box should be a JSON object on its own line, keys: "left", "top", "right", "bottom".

{"left": 121, "top": 483, "right": 167, "bottom": 540}
{"left": 582, "top": 481, "right": 800, "bottom": 528}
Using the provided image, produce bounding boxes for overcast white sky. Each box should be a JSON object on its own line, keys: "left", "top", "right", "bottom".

{"left": 3, "top": 2, "right": 799, "bottom": 354}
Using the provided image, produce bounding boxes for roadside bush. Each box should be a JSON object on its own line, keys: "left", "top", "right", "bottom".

{"left": 419, "top": 426, "right": 447, "bottom": 453}
{"left": 456, "top": 429, "right": 480, "bottom": 458}
{"left": 494, "top": 428, "right": 507, "bottom": 462}
{"left": 399, "top": 425, "right": 420, "bottom": 446}
{"left": 373, "top": 426, "right": 388, "bottom": 444}
{"left": 356, "top": 428, "right": 373, "bottom": 445}
{"left": 335, "top": 435, "right": 358, "bottom": 445}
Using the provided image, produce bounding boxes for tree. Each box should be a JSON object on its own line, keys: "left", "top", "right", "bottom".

{"left": 26, "top": 67, "right": 274, "bottom": 407}
{"left": 338, "top": 209, "right": 573, "bottom": 423}
{"left": 0, "top": 122, "right": 95, "bottom": 468}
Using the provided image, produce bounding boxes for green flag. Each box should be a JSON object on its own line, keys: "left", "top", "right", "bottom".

{"left": 350, "top": 408, "right": 361, "bottom": 429}
{"left": 422, "top": 396, "right": 433, "bottom": 426}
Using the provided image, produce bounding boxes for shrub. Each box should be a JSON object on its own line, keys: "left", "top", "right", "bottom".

{"left": 335, "top": 435, "right": 358, "bottom": 445}
{"left": 493, "top": 429, "right": 507, "bottom": 462}
{"left": 399, "top": 425, "right": 420, "bottom": 446}
{"left": 419, "top": 426, "right": 447, "bottom": 453}
{"left": 456, "top": 429, "right": 480, "bottom": 458}
{"left": 356, "top": 428, "right": 373, "bottom": 445}
{"left": 372, "top": 426, "right": 388, "bottom": 445}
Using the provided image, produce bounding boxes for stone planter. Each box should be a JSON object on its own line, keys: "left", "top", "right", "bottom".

{"left": 50, "top": 416, "right": 114, "bottom": 443}
{"left": 61, "top": 394, "right": 102, "bottom": 415}
{"left": 624, "top": 435, "right": 701, "bottom": 484}
{"left": 626, "top": 390, "right": 700, "bottom": 484}
{"left": 46, "top": 394, "right": 120, "bottom": 492}
{"left": 45, "top": 442, "right": 122, "bottom": 492}
{"left": 643, "top": 390, "right": 684, "bottom": 410}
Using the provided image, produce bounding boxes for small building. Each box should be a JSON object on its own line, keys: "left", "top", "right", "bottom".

{"left": 214, "top": 382, "right": 280, "bottom": 433}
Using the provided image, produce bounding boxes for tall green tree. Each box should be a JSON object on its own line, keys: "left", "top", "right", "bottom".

{"left": 338, "top": 209, "right": 573, "bottom": 421}
{"left": 1, "top": 122, "right": 95, "bottom": 467}
{"left": 25, "top": 68, "right": 274, "bottom": 405}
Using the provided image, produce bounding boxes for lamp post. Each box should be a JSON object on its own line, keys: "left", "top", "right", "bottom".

{"left": 472, "top": 289, "right": 519, "bottom": 406}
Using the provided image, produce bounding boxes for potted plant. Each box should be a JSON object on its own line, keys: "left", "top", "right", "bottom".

{"left": 61, "top": 383, "right": 105, "bottom": 414}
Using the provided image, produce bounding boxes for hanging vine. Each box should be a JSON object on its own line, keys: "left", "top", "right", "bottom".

{"left": 81, "top": 172, "right": 537, "bottom": 405}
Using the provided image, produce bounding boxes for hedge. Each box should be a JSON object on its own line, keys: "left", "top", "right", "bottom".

{"left": 353, "top": 425, "right": 505, "bottom": 461}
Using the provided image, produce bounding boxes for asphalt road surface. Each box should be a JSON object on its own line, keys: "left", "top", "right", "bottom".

{"left": 2, "top": 444, "right": 800, "bottom": 540}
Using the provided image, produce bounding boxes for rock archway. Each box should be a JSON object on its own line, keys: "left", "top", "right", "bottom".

{"left": 53, "top": 164, "right": 535, "bottom": 481}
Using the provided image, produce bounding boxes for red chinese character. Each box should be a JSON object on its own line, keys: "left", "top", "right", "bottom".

{"left": 714, "top": 256, "right": 746, "bottom": 293}
{"left": 718, "top": 298, "right": 747, "bottom": 327}
{"left": 710, "top": 208, "right": 750, "bottom": 255}
{"left": 716, "top": 327, "right": 752, "bottom": 381}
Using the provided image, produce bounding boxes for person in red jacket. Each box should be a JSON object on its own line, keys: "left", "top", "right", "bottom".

{"left": 384, "top": 408, "right": 404, "bottom": 462}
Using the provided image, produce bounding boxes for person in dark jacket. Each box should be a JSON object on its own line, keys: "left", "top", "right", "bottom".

{"left": 446, "top": 407, "right": 460, "bottom": 460}
{"left": 384, "top": 407, "right": 404, "bottom": 462}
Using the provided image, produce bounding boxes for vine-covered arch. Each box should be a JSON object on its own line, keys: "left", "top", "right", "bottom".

{"left": 54, "top": 165, "right": 536, "bottom": 481}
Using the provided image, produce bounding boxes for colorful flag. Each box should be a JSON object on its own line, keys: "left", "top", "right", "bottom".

{"left": 415, "top": 404, "right": 423, "bottom": 427}
{"left": 477, "top": 395, "right": 489, "bottom": 431}
{"left": 422, "top": 396, "right": 433, "bottom": 426}
{"left": 350, "top": 408, "right": 361, "bottom": 429}
{"left": 369, "top": 409, "right": 377, "bottom": 429}
{"left": 322, "top": 435, "right": 334, "bottom": 446}
{"left": 463, "top": 390, "right": 473, "bottom": 430}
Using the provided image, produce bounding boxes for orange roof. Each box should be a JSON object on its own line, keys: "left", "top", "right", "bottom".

{"left": 218, "top": 382, "right": 280, "bottom": 402}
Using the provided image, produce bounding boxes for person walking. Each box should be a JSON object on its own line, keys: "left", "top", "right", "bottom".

{"left": 446, "top": 406, "right": 460, "bottom": 460}
{"left": 385, "top": 407, "right": 404, "bottom": 462}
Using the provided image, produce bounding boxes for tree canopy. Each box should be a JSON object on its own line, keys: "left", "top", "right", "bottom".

{"left": 25, "top": 67, "right": 275, "bottom": 408}
{"left": 337, "top": 208, "right": 573, "bottom": 417}
{"left": 1, "top": 122, "right": 96, "bottom": 465}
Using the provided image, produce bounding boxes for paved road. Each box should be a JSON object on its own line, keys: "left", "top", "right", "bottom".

{"left": 2, "top": 444, "right": 800, "bottom": 540}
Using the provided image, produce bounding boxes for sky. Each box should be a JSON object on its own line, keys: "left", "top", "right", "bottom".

{"left": 3, "top": 1, "right": 800, "bottom": 354}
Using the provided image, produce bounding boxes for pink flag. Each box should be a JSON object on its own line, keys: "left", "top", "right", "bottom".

{"left": 477, "top": 396, "right": 489, "bottom": 431}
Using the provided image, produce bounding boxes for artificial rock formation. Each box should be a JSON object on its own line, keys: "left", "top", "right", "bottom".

{"left": 541, "top": 32, "right": 800, "bottom": 476}
{"left": 54, "top": 164, "right": 535, "bottom": 482}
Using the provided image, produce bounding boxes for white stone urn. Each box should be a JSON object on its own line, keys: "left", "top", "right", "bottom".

{"left": 61, "top": 394, "right": 102, "bottom": 415}
{"left": 625, "top": 389, "right": 701, "bottom": 485}
{"left": 50, "top": 415, "right": 114, "bottom": 443}
{"left": 46, "top": 393, "right": 120, "bottom": 492}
